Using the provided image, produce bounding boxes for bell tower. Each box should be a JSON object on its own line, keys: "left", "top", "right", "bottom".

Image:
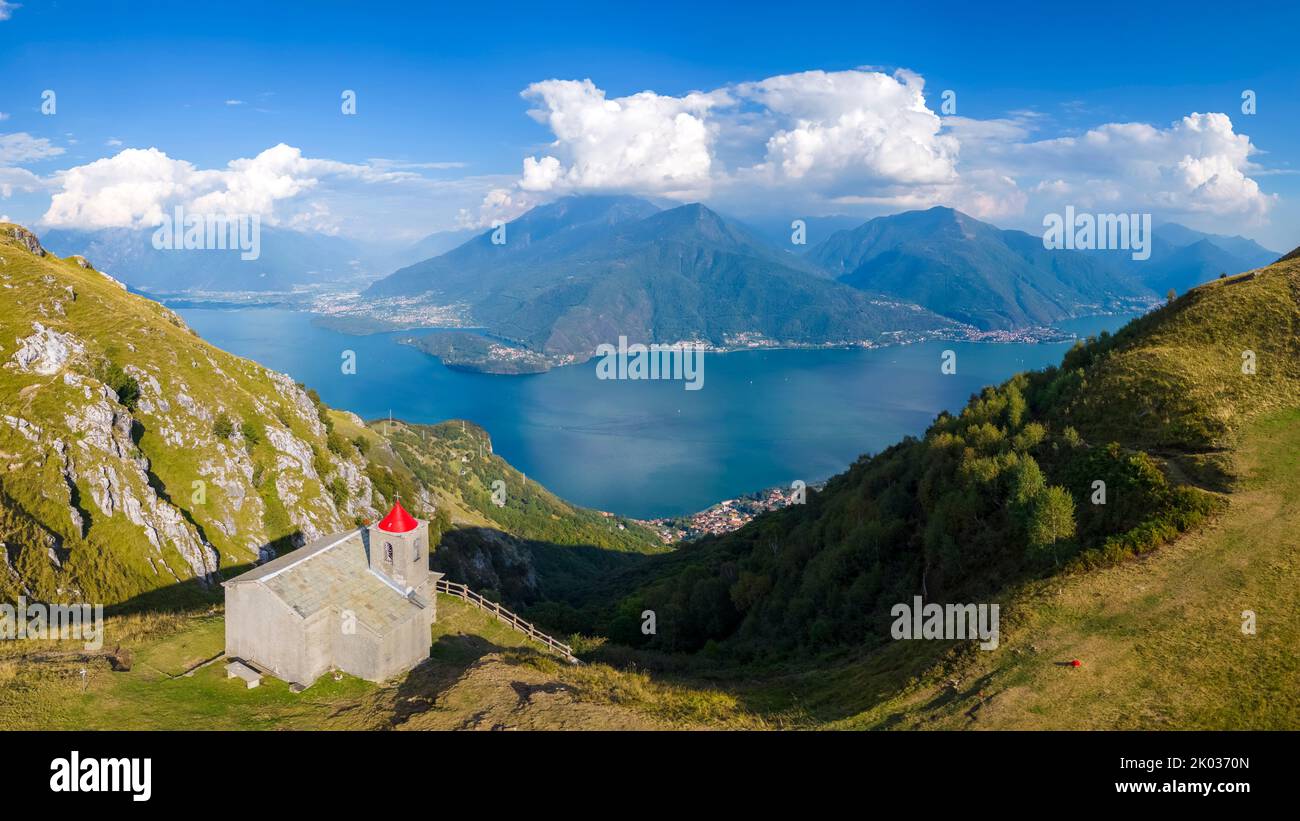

{"left": 366, "top": 499, "right": 430, "bottom": 592}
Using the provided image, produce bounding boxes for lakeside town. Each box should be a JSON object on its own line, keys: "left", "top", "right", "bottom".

{"left": 636, "top": 482, "right": 826, "bottom": 543}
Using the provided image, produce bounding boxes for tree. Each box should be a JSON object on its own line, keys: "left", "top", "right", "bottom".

{"left": 1027, "top": 485, "right": 1076, "bottom": 563}
{"left": 240, "top": 419, "right": 262, "bottom": 446}
{"left": 1166, "top": 288, "right": 1177, "bottom": 304}
{"left": 1010, "top": 456, "right": 1046, "bottom": 507}
{"left": 1062, "top": 426, "right": 1083, "bottom": 448}
{"left": 1005, "top": 383, "right": 1028, "bottom": 429}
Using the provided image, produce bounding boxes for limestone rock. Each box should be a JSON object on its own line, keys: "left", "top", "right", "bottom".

{"left": 10, "top": 322, "right": 84, "bottom": 375}
{"left": 5, "top": 225, "right": 46, "bottom": 257}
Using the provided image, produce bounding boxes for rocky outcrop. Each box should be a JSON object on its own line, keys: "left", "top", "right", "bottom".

{"left": 4, "top": 225, "right": 46, "bottom": 257}
{"left": 270, "top": 372, "right": 326, "bottom": 437}
{"left": 0, "top": 222, "right": 468, "bottom": 604}
{"left": 2, "top": 415, "right": 42, "bottom": 443}
{"left": 331, "top": 456, "right": 376, "bottom": 520}
{"left": 63, "top": 383, "right": 220, "bottom": 583}
{"left": 9, "top": 322, "right": 84, "bottom": 375}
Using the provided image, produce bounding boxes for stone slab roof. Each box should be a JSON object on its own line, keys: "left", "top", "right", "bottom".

{"left": 224, "top": 529, "right": 421, "bottom": 634}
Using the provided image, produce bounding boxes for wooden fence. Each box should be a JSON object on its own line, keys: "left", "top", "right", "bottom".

{"left": 434, "top": 579, "right": 577, "bottom": 663}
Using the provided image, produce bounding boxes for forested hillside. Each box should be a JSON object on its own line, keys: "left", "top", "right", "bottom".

{"left": 552, "top": 252, "right": 1300, "bottom": 659}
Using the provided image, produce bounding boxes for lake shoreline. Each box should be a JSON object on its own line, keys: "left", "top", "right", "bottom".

{"left": 174, "top": 304, "right": 1147, "bottom": 519}
{"left": 392, "top": 314, "right": 1147, "bottom": 375}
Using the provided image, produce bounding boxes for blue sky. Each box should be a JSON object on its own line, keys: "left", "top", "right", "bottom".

{"left": 2, "top": 0, "right": 1298, "bottom": 249}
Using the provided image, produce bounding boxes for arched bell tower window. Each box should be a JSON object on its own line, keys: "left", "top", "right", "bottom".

{"left": 384, "top": 542, "right": 394, "bottom": 562}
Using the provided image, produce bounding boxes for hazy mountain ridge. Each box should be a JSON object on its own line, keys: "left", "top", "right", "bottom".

{"left": 1152, "top": 222, "right": 1278, "bottom": 264}
{"left": 1121, "top": 224, "right": 1282, "bottom": 296}
{"left": 808, "top": 206, "right": 1156, "bottom": 329}
{"left": 38, "top": 225, "right": 383, "bottom": 294}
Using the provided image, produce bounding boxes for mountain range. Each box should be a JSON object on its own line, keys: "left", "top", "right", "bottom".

{"left": 367, "top": 197, "right": 1280, "bottom": 364}
{"left": 36, "top": 225, "right": 382, "bottom": 293}
{"left": 1120, "top": 223, "right": 1280, "bottom": 296}
{"left": 806, "top": 206, "right": 1153, "bottom": 329}
{"left": 36, "top": 225, "right": 463, "bottom": 294}
{"left": 368, "top": 196, "right": 960, "bottom": 359}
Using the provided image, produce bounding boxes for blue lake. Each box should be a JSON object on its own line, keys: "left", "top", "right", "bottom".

{"left": 176, "top": 308, "right": 1140, "bottom": 519}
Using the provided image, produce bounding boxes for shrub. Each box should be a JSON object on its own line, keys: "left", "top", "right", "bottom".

{"left": 103, "top": 362, "right": 141, "bottom": 411}
{"left": 326, "top": 430, "right": 351, "bottom": 456}
{"left": 329, "top": 476, "right": 349, "bottom": 509}
{"left": 213, "top": 414, "right": 234, "bottom": 440}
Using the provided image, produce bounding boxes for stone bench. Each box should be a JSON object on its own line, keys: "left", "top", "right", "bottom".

{"left": 226, "top": 660, "right": 262, "bottom": 689}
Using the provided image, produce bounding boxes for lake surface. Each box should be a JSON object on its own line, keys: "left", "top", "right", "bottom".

{"left": 176, "top": 308, "right": 1140, "bottom": 518}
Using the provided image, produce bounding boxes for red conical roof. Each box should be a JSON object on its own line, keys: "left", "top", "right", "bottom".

{"left": 377, "top": 500, "right": 418, "bottom": 533}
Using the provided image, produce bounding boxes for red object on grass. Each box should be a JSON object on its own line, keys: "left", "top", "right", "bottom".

{"left": 1070, "top": 659, "right": 1082, "bottom": 667}
{"left": 377, "top": 501, "right": 418, "bottom": 533}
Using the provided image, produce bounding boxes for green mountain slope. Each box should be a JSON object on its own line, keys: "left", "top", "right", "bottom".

{"left": 0, "top": 223, "right": 659, "bottom": 608}
{"left": 366, "top": 197, "right": 962, "bottom": 361}
{"left": 830, "top": 407, "right": 1300, "bottom": 729}
{"left": 808, "top": 206, "right": 1154, "bottom": 329}
{"left": 567, "top": 249, "right": 1300, "bottom": 666}
{"left": 366, "top": 195, "right": 664, "bottom": 301}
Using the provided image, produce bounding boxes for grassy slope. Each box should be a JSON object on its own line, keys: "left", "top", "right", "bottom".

{"left": 374, "top": 416, "right": 661, "bottom": 553}
{"left": 0, "top": 594, "right": 762, "bottom": 730}
{"left": 1058, "top": 263, "right": 1300, "bottom": 453}
{"left": 0, "top": 224, "right": 369, "bottom": 605}
{"left": 829, "top": 408, "right": 1300, "bottom": 729}
{"left": 734, "top": 260, "right": 1300, "bottom": 728}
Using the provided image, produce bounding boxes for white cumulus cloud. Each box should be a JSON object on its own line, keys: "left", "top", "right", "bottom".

{"left": 40, "top": 143, "right": 421, "bottom": 231}
{"left": 737, "top": 69, "right": 958, "bottom": 190}
{"left": 518, "top": 79, "right": 722, "bottom": 198}
{"left": 479, "top": 68, "right": 969, "bottom": 222}
{"left": 0, "top": 167, "right": 42, "bottom": 199}
{"left": 962, "top": 111, "right": 1274, "bottom": 221}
